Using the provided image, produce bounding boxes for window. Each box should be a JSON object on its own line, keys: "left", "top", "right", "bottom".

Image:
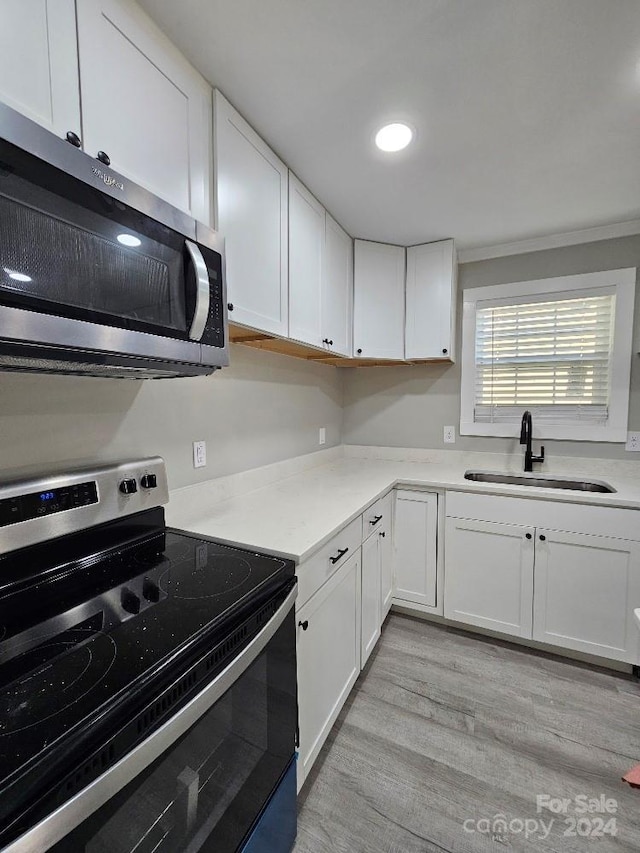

{"left": 460, "top": 269, "right": 636, "bottom": 442}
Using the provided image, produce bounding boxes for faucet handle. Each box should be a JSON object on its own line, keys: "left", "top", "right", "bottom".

{"left": 532, "top": 445, "right": 545, "bottom": 464}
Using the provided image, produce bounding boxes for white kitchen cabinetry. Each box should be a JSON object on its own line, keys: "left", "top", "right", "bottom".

{"left": 353, "top": 241, "right": 405, "bottom": 360}
{"left": 405, "top": 240, "right": 457, "bottom": 360}
{"left": 533, "top": 529, "right": 640, "bottom": 663}
{"left": 214, "top": 91, "right": 288, "bottom": 336}
{"left": 444, "top": 517, "right": 535, "bottom": 638}
{"left": 288, "top": 173, "right": 324, "bottom": 348}
{"left": 394, "top": 491, "right": 438, "bottom": 609}
{"left": 0, "top": 0, "right": 80, "bottom": 138}
{"left": 76, "top": 0, "right": 211, "bottom": 222}
{"left": 296, "top": 550, "right": 361, "bottom": 790}
{"left": 361, "top": 492, "right": 393, "bottom": 665}
{"left": 379, "top": 509, "right": 394, "bottom": 619}
{"left": 322, "top": 214, "right": 353, "bottom": 356}
{"left": 361, "top": 531, "right": 381, "bottom": 666}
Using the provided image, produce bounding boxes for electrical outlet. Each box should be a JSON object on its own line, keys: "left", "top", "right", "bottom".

{"left": 193, "top": 440, "right": 207, "bottom": 468}
{"left": 626, "top": 432, "right": 640, "bottom": 452}
{"left": 443, "top": 425, "right": 456, "bottom": 444}
{"left": 319, "top": 427, "right": 326, "bottom": 446}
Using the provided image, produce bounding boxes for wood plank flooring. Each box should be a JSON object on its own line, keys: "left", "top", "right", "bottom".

{"left": 294, "top": 614, "right": 640, "bottom": 853}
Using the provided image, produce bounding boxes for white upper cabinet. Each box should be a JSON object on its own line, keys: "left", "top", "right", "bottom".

{"left": 0, "top": 0, "right": 80, "bottom": 138}
{"left": 405, "top": 239, "right": 457, "bottom": 360}
{"left": 288, "top": 173, "right": 324, "bottom": 348}
{"left": 322, "top": 214, "right": 353, "bottom": 357}
{"left": 76, "top": 0, "right": 212, "bottom": 223}
{"left": 353, "top": 241, "right": 405, "bottom": 360}
{"left": 214, "top": 91, "right": 289, "bottom": 336}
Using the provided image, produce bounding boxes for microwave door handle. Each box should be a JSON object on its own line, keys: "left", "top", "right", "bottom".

{"left": 185, "top": 240, "right": 210, "bottom": 341}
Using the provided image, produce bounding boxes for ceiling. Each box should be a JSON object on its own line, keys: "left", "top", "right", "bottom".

{"left": 139, "top": 0, "right": 640, "bottom": 250}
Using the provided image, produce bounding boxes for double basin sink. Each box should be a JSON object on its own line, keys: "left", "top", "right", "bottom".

{"left": 464, "top": 470, "right": 616, "bottom": 494}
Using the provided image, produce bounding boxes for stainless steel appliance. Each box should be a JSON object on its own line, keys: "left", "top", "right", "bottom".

{"left": 0, "top": 102, "right": 228, "bottom": 378}
{"left": 0, "top": 459, "right": 298, "bottom": 853}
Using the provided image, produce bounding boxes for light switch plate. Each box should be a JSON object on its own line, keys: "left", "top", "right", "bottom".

{"left": 626, "top": 432, "right": 640, "bottom": 452}
{"left": 444, "top": 425, "right": 456, "bottom": 444}
{"left": 193, "top": 440, "right": 207, "bottom": 467}
{"left": 319, "top": 427, "right": 326, "bottom": 446}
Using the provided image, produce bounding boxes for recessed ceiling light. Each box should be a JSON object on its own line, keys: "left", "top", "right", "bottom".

{"left": 117, "top": 233, "right": 141, "bottom": 247}
{"left": 3, "top": 268, "right": 32, "bottom": 283}
{"left": 375, "top": 123, "right": 413, "bottom": 152}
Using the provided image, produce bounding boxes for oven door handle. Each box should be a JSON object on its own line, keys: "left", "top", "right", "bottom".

{"left": 4, "top": 583, "right": 297, "bottom": 853}
{"left": 185, "top": 239, "right": 210, "bottom": 341}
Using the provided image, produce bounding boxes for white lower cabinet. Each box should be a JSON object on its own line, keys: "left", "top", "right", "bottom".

{"left": 361, "top": 532, "right": 381, "bottom": 667}
{"left": 444, "top": 492, "right": 640, "bottom": 664}
{"left": 533, "top": 529, "right": 640, "bottom": 663}
{"left": 296, "top": 550, "right": 361, "bottom": 790}
{"left": 394, "top": 491, "right": 438, "bottom": 608}
{"left": 380, "top": 512, "right": 394, "bottom": 619}
{"left": 444, "top": 517, "right": 535, "bottom": 638}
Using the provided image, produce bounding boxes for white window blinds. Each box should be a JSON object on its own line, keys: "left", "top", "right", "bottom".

{"left": 474, "top": 292, "right": 616, "bottom": 425}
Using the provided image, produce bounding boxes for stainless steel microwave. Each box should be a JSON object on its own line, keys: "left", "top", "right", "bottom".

{"left": 0, "top": 102, "right": 229, "bottom": 379}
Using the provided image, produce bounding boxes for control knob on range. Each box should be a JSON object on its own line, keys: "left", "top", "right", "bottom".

{"left": 121, "top": 586, "right": 141, "bottom": 615}
{"left": 119, "top": 478, "right": 138, "bottom": 495}
{"left": 143, "top": 577, "right": 161, "bottom": 603}
{"left": 140, "top": 474, "right": 157, "bottom": 490}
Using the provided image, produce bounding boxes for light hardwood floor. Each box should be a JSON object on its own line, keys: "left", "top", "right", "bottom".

{"left": 294, "top": 613, "right": 640, "bottom": 852}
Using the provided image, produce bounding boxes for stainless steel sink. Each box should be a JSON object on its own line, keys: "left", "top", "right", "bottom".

{"left": 463, "top": 470, "right": 616, "bottom": 493}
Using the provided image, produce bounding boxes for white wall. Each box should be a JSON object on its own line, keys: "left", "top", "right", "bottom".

{"left": 0, "top": 344, "right": 344, "bottom": 489}
{"left": 343, "top": 234, "right": 640, "bottom": 460}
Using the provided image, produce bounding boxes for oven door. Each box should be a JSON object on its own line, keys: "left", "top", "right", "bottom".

{"left": 0, "top": 134, "right": 226, "bottom": 367}
{"left": 5, "top": 586, "right": 297, "bottom": 853}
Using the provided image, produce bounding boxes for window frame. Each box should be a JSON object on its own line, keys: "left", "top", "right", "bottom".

{"left": 459, "top": 268, "right": 636, "bottom": 442}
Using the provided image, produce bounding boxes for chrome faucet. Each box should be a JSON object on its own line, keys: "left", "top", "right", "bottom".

{"left": 520, "top": 410, "right": 545, "bottom": 473}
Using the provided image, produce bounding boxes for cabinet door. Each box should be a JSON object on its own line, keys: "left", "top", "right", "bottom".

{"left": 0, "top": 0, "right": 80, "bottom": 138}
{"left": 533, "top": 530, "right": 640, "bottom": 663}
{"left": 394, "top": 491, "right": 438, "bottom": 608}
{"left": 322, "top": 214, "right": 353, "bottom": 356}
{"left": 405, "top": 240, "right": 457, "bottom": 360}
{"left": 288, "top": 173, "right": 324, "bottom": 348}
{"left": 353, "top": 240, "right": 405, "bottom": 360}
{"left": 361, "top": 533, "right": 381, "bottom": 667}
{"left": 296, "top": 551, "right": 361, "bottom": 789}
{"left": 380, "top": 517, "right": 394, "bottom": 620}
{"left": 76, "top": 0, "right": 211, "bottom": 222}
{"left": 444, "top": 517, "right": 534, "bottom": 638}
{"left": 214, "top": 91, "right": 288, "bottom": 336}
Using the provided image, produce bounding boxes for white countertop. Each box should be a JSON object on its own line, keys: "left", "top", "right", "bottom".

{"left": 166, "top": 449, "right": 640, "bottom": 564}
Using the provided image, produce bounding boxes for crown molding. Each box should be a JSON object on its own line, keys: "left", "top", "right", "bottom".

{"left": 458, "top": 219, "right": 640, "bottom": 264}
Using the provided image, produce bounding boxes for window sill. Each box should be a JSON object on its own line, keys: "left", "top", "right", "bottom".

{"left": 459, "top": 421, "right": 628, "bottom": 443}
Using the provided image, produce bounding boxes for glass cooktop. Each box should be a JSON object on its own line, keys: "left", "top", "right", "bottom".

{"left": 0, "top": 511, "right": 292, "bottom": 814}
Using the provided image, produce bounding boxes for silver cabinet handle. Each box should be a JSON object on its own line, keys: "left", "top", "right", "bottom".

{"left": 185, "top": 240, "right": 210, "bottom": 341}
{"left": 4, "top": 584, "right": 297, "bottom": 853}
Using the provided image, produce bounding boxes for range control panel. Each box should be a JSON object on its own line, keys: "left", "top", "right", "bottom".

{"left": 0, "top": 481, "right": 98, "bottom": 528}
{"left": 0, "top": 457, "right": 169, "bottom": 557}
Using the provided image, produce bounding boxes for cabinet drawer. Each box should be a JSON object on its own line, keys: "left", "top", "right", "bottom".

{"left": 445, "top": 490, "right": 640, "bottom": 541}
{"left": 362, "top": 492, "right": 393, "bottom": 541}
{"left": 296, "top": 517, "right": 362, "bottom": 608}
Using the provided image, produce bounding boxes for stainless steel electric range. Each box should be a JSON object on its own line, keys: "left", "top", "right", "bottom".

{"left": 0, "top": 458, "right": 298, "bottom": 853}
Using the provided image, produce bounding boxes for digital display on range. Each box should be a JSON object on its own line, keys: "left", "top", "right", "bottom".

{"left": 0, "top": 481, "right": 98, "bottom": 528}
